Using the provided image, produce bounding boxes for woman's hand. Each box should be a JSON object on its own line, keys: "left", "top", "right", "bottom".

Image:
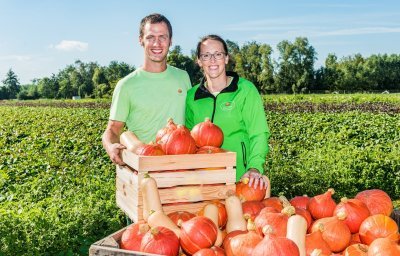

{"left": 241, "top": 168, "right": 268, "bottom": 190}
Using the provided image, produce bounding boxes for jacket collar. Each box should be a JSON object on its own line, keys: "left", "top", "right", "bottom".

{"left": 194, "top": 71, "right": 239, "bottom": 100}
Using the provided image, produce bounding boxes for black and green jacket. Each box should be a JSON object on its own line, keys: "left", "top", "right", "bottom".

{"left": 185, "top": 71, "right": 270, "bottom": 181}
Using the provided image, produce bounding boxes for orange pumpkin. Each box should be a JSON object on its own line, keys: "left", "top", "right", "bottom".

{"left": 197, "top": 200, "right": 228, "bottom": 228}
{"left": 190, "top": 118, "right": 224, "bottom": 148}
{"left": 355, "top": 189, "right": 393, "bottom": 216}
{"left": 367, "top": 237, "right": 400, "bottom": 256}
{"left": 358, "top": 214, "right": 399, "bottom": 245}
{"left": 180, "top": 216, "right": 218, "bottom": 255}
{"left": 236, "top": 178, "right": 266, "bottom": 202}
{"left": 192, "top": 246, "right": 225, "bottom": 256}
{"left": 167, "top": 211, "right": 196, "bottom": 227}
{"left": 343, "top": 243, "right": 368, "bottom": 256}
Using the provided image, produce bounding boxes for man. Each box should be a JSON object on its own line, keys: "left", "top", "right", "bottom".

{"left": 102, "top": 13, "right": 191, "bottom": 165}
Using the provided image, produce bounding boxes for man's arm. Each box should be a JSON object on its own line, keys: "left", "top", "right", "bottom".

{"left": 102, "top": 120, "right": 126, "bottom": 165}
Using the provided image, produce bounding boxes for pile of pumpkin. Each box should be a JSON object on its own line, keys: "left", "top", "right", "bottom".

{"left": 121, "top": 118, "right": 226, "bottom": 156}
{"left": 118, "top": 171, "right": 400, "bottom": 256}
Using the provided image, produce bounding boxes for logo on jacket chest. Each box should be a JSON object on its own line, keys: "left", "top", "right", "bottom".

{"left": 219, "top": 100, "right": 236, "bottom": 111}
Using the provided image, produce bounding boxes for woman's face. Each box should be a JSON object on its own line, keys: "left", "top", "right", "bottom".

{"left": 197, "top": 39, "right": 229, "bottom": 80}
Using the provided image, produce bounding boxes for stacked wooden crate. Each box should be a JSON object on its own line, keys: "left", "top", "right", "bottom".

{"left": 116, "top": 149, "right": 237, "bottom": 223}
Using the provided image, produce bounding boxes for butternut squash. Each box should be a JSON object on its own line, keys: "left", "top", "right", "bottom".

{"left": 147, "top": 210, "right": 181, "bottom": 237}
{"left": 120, "top": 130, "right": 144, "bottom": 153}
{"left": 286, "top": 214, "right": 307, "bottom": 256}
{"left": 225, "top": 194, "right": 247, "bottom": 234}
{"left": 203, "top": 203, "right": 224, "bottom": 246}
{"left": 140, "top": 173, "right": 163, "bottom": 221}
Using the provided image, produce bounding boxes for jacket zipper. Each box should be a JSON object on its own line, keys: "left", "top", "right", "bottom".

{"left": 210, "top": 95, "right": 218, "bottom": 122}
{"left": 241, "top": 142, "right": 247, "bottom": 167}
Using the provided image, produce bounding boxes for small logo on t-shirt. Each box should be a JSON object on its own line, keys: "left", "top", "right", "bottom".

{"left": 220, "top": 101, "right": 235, "bottom": 111}
{"left": 177, "top": 88, "right": 182, "bottom": 93}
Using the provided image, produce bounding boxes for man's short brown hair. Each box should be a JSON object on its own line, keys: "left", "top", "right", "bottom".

{"left": 139, "top": 13, "right": 173, "bottom": 38}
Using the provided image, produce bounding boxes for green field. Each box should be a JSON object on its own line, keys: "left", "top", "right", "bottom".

{"left": 0, "top": 94, "right": 399, "bottom": 255}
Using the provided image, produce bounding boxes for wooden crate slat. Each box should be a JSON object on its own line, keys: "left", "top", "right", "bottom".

{"left": 162, "top": 201, "right": 223, "bottom": 216}
{"left": 122, "top": 149, "right": 236, "bottom": 172}
{"left": 116, "top": 165, "right": 138, "bottom": 185}
{"left": 116, "top": 177, "right": 139, "bottom": 205}
{"left": 115, "top": 180, "right": 143, "bottom": 222}
{"left": 157, "top": 184, "right": 235, "bottom": 204}
{"left": 147, "top": 168, "right": 236, "bottom": 188}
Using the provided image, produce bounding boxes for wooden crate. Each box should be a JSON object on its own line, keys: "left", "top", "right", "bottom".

{"left": 89, "top": 224, "right": 161, "bottom": 256}
{"left": 116, "top": 149, "right": 237, "bottom": 223}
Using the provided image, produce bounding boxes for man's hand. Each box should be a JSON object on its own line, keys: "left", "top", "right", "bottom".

{"left": 241, "top": 168, "right": 268, "bottom": 190}
{"left": 102, "top": 120, "right": 126, "bottom": 166}
{"left": 106, "top": 143, "right": 126, "bottom": 166}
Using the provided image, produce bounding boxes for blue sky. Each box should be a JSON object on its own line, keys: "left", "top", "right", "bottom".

{"left": 1, "top": 0, "right": 399, "bottom": 84}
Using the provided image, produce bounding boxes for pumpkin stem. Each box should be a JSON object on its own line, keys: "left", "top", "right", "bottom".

{"left": 281, "top": 205, "right": 296, "bottom": 216}
{"left": 143, "top": 172, "right": 150, "bottom": 179}
{"left": 357, "top": 244, "right": 368, "bottom": 252}
{"left": 204, "top": 117, "right": 211, "bottom": 122}
{"left": 177, "top": 219, "right": 183, "bottom": 228}
{"left": 327, "top": 188, "right": 335, "bottom": 195}
{"left": 262, "top": 225, "right": 274, "bottom": 236}
{"left": 241, "top": 177, "right": 250, "bottom": 185}
{"left": 150, "top": 227, "right": 159, "bottom": 236}
{"left": 247, "top": 218, "right": 257, "bottom": 231}
{"left": 139, "top": 223, "right": 150, "bottom": 234}
{"left": 279, "top": 195, "right": 291, "bottom": 208}
{"left": 336, "top": 211, "right": 347, "bottom": 220}
{"left": 243, "top": 213, "right": 251, "bottom": 221}
{"left": 317, "top": 223, "right": 325, "bottom": 232}
{"left": 340, "top": 197, "right": 348, "bottom": 203}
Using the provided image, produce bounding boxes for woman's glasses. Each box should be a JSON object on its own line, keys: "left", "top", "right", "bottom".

{"left": 199, "top": 52, "right": 226, "bottom": 61}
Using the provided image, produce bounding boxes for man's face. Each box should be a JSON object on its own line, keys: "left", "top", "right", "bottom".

{"left": 139, "top": 22, "right": 171, "bottom": 63}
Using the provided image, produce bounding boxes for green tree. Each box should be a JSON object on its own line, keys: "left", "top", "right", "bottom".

{"left": 168, "top": 45, "right": 201, "bottom": 85}
{"left": 38, "top": 74, "right": 59, "bottom": 99}
{"left": 104, "top": 61, "right": 134, "bottom": 91}
{"left": 92, "top": 67, "right": 110, "bottom": 98}
{"left": 226, "top": 40, "right": 240, "bottom": 71}
{"left": 232, "top": 41, "right": 274, "bottom": 93}
{"left": 17, "top": 83, "right": 40, "bottom": 100}
{"left": 2, "top": 69, "right": 20, "bottom": 99}
{"left": 275, "top": 37, "right": 316, "bottom": 93}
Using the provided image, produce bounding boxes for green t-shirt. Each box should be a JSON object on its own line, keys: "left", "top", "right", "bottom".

{"left": 109, "top": 65, "right": 191, "bottom": 143}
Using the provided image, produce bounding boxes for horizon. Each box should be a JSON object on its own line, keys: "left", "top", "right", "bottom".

{"left": 1, "top": 0, "right": 400, "bottom": 84}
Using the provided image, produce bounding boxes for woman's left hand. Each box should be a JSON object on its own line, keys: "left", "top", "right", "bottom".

{"left": 241, "top": 168, "right": 268, "bottom": 190}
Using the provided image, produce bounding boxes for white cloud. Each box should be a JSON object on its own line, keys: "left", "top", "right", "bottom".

{"left": 53, "top": 40, "right": 89, "bottom": 52}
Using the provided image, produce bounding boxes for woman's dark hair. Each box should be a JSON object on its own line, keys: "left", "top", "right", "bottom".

{"left": 196, "top": 34, "right": 228, "bottom": 58}
{"left": 139, "top": 13, "right": 173, "bottom": 39}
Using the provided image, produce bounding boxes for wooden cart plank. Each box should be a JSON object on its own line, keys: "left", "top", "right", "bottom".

{"left": 89, "top": 225, "right": 161, "bottom": 256}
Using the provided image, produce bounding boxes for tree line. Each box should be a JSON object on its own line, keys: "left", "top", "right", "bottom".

{"left": 1, "top": 37, "right": 400, "bottom": 100}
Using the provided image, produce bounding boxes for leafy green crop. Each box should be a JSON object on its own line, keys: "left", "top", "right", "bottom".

{"left": 0, "top": 96, "right": 399, "bottom": 255}
{"left": 0, "top": 107, "right": 123, "bottom": 255}
{"left": 266, "top": 111, "right": 400, "bottom": 200}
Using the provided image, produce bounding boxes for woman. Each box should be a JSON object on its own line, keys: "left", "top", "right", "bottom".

{"left": 185, "top": 34, "right": 270, "bottom": 189}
